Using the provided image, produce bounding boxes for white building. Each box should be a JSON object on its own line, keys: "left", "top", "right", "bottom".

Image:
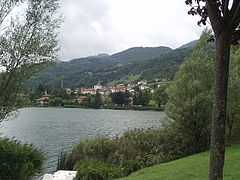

{"left": 65, "top": 88, "right": 72, "bottom": 95}
{"left": 81, "top": 88, "right": 96, "bottom": 95}
{"left": 137, "top": 80, "right": 148, "bottom": 85}
{"left": 94, "top": 81, "right": 103, "bottom": 90}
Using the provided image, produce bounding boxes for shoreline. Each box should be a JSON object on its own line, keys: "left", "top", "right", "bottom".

{"left": 25, "top": 105, "right": 164, "bottom": 112}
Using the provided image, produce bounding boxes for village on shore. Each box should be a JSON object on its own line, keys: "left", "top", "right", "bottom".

{"left": 35, "top": 79, "right": 167, "bottom": 109}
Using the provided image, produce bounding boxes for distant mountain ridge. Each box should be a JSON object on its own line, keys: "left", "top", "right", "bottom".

{"left": 88, "top": 53, "right": 110, "bottom": 58}
{"left": 25, "top": 41, "right": 196, "bottom": 90}
{"left": 111, "top": 46, "right": 172, "bottom": 60}
{"left": 177, "top": 40, "right": 197, "bottom": 49}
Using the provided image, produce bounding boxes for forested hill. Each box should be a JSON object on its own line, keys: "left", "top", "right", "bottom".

{"left": 176, "top": 40, "right": 197, "bottom": 49}
{"left": 111, "top": 46, "right": 172, "bottom": 60}
{"left": 26, "top": 43, "right": 195, "bottom": 90}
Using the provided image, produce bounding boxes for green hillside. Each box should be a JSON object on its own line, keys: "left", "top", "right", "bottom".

{"left": 25, "top": 43, "right": 194, "bottom": 90}
{"left": 119, "top": 145, "right": 240, "bottom": 180}
{"left": 111, "top": 46, "right": 172, "bottom": 60}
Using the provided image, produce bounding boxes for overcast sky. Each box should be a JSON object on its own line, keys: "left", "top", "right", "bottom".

{"left": 58, "top": 0, "right": 206, "bottom": 61}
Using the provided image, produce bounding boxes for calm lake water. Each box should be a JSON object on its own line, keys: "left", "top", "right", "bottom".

{"left": 0, "top": 107, "right": 165, "bottom": 174}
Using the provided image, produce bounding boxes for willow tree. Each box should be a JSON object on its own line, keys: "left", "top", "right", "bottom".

{"left": 185, "top": 0, "right": 240, "bottom": 179}
{"left": 165, "top": 30, "right": 214, "bottom": 154}
{"left": 227, "top": 47, "right": 240, "bottom": 142}
{"left": 0, "top": 0, "right": 61, "bottom": 122}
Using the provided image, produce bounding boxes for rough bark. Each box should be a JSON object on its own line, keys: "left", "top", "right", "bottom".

{"left": 185, "top": 0, "right": 240, "bottom": 179}
{"left": 209, "top": 29, "right": 231, "bottom": 180}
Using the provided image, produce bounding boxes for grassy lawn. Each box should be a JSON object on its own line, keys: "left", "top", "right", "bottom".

{"left": 119, "top": 145, "right": 240, "bottom": 180}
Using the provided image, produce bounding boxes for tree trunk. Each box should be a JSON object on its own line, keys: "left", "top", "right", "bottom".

{"left": 209, "top": 30, "right": 231, "bottom": 180}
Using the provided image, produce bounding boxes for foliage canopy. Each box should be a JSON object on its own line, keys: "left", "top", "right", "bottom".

{"left": 0, "top": 0, "right": 61, "bottom": 121}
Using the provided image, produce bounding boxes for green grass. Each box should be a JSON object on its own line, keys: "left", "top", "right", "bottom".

{"left": 108, "top": 73, "right": 142, "bottom": 85}
{"left": 148, "top": 100, "right": 156, "bottom": 106}
{"left": 119, "top": 145, "right": 240, "bottom": 180}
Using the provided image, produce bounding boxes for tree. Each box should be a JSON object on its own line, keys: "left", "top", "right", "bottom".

{"left": 165, "top": 30, "right": 214, "bottom": 154}
{"left": 185, "top": 1, "right": 240, "bottom": 179}
{"left": 133, "top": 90, "right": 151, "bottom": 106}
{"left": 153, "top": 85, "right": 168, "bottom": 108}
{"left": 111, "top": 92, "right": 126, "bottom": 105}
{"left": 141, "top": 91, "right": 149, "bottom": 106}
{"left": 49, "top": 97, "right": 64, "bottom": 107}
{"left": 81, "top": 94, "right": 93, "bottom": 108}
{"left": 93, "top": 90, "right": 102, "bottom": 109}
{"left": 226, "top": 47, "right": 240, "bottom": 142}
{"left": 133, "top": 94, "right": 138, "bottom": 105}
{"left": 0, "top": 0, "right": 61, "bottom": 122}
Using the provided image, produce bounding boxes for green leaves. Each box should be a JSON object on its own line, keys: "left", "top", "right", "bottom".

{"left": 0, "top": 138, "right": 45, "bottom": 179}
{"left": 0, "top": 0, "right": 61, "bottom": 121}
{"left": 165, "top": 29, "right": 214, "bottom": 153}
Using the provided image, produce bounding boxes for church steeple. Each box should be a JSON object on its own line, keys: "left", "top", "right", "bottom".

{"left": 60, "top": 77, "right": 64, "bottom": 89}
{"left": 97, "top": 80, "right": 101, "bottom": 85}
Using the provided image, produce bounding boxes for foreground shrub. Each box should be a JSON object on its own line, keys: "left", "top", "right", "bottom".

{"left": 0, "top": 138, "right": 45, "bottom": 180}
{"left": 57, "top": 136, "right": 117, "bottom": 170}
{"left": 115, "top": 124, "right": 188, "bottom": 166}
{"left": 74, "top": 158, "right": 142, "bottom": 180}
{"left": 74, "top": 159, "right": 121, "bottom": 180}
{"left": 58, "top": 122, "right": 193, "bottom": 179}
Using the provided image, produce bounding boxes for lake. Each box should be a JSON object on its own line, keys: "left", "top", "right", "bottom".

{"left": 0, "top": 107, "right": 165, "bottom": 174}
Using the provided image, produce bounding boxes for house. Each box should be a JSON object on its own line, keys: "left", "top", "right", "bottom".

{"left": 139, "top": 85, "right": 150, "bottom": 91}
{"left": 127, "top": 83, "right": 136, "bottom": 93}
{"left": 137, "top": 80, "right": 148, "bottom": 85}
{"left": 37, "top": 90, "right": 51, "bottom": 105}
{"left": 74, "top": 88, "right": 80, "bottom": 94}
{"left": 108, "top": 86, "right": 116, "bottom": 93}
{"left": 94, "top": 81, "right": 103, "bottom": 91}
{"left": 97, "top": 89, "right": 105, "bottom": 95}
{"left": 76, "top": 96, "right": 87, "bottom": 104}
{"left": 65, "top": 88, "right": 72, "bottom": 95}
{"left": 81, "top": 88, "right": 96, "bottom": 95}
{"left": 115, "top": 84, "right": 126, "bottom": 92}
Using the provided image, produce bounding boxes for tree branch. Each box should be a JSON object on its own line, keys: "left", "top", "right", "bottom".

{"left": 206, "top": 0, "right": 223, "bottom": 36}
{"left": 222, "top": 0, "right": 230, "bottom": 16}
{"left": 230, "top": 2, "right": 240, "bottom": 29}
{"left": 0, "top": 1, "right": 17, "bottom": 27}
{"left": 230, "top": 0, "right": 240, "bottom": 15}
{"left": 0, "top": 68, "right": 16, "bottom": 98}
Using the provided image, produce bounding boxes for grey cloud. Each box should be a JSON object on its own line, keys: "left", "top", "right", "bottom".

{"left": 58, "top": 0, "right": 204, "bottom": 61}
{"left": 59, "top": 0, "right": 114, "bottom": 60}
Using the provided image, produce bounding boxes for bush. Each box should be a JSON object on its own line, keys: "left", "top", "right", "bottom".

{"left": 74, "top": 159, "right": 121, "bottom": 180}
{"left": 165, "top": 30, "right": 213, "bottom": 154}
{"left": 58, "top": 122, "right": 191, "bottom": 179}
{"left": 57, "top": 136, "right": 117, "bottom": 170}
{"left": 119, "top": 159, "right": 141, "bottom": 176}
{"left": 0, "top": 138, "right": 45, "bottom": 180}
{"left": 115, "top": 124, "right": 188, "bottom": 166}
